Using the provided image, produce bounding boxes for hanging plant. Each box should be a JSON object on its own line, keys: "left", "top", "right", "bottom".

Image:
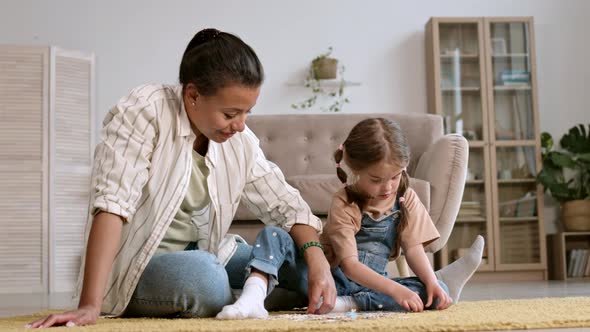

{"left": 291, "top": 47, "right": 350, "bottom": 112}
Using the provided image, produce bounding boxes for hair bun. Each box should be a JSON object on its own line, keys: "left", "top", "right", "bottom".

{"left": 196, "top": 28, "right": 221, "bottom": 44}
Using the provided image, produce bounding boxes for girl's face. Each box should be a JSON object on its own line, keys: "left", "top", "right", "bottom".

{"left": 352, "top": 161, "right": 405, "bottom": 200}
{"left": 184, "top": 83, "right": 260, "bottom": 143}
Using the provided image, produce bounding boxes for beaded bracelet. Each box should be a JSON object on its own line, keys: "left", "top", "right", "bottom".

{"left": 299, "top": 241, "right": 325, "bottom": 256}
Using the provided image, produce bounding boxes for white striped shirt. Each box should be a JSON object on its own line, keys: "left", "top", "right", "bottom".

{"left": 75, "top": 84, "right": 322, "bottom": 316}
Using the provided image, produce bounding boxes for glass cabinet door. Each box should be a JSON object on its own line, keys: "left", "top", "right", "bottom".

{"left": 488, "top": 22, "right": 536, "bottom": 142}
{"left": 487, "top": 20, "right": 543, "bottom": 267}
{"left": 437, "top": 21, "right": 493, "bottom": 270}
{"left": 493, "top": 146, "right": 541, "bottom": 265}
{"left": 438, "top": 22, "right": 486, "bottom": 142}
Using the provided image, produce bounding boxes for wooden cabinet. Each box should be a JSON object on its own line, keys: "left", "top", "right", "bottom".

{"left": 425, "top": 17, "right": 547, "bottom": 280}
{"left": 0, "top": 46, "right": 94, "bottom": 293}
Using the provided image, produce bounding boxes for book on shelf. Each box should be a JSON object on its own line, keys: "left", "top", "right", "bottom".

{"left": 567, "top": 248, "right": 590, "bottom": 278}
{"left": 576, "top": 249, "right": 590, "bottom": 277}
{"left": 567, "top": 249, "right": 576, "bottom": 277}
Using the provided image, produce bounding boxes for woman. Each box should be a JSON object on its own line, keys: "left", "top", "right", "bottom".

{"left": 27, "top": 28, "right": 335, "bottom": 328}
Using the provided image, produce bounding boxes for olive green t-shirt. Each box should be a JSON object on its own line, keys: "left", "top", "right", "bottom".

{"left": 157, "top": 150, "right": 210, "bottom": 253}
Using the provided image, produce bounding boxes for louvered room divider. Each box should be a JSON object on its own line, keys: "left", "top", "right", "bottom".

{"left": 0, "top": 46, "right": 95, "bottom": 293}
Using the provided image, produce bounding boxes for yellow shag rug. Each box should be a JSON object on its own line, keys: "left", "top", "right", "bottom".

{"left": 1, "top": 297, "right": 589, "bottom": 331}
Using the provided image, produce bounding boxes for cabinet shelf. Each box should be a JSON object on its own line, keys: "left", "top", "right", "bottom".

{"left": 440, "top": 53, "right": 479, "bottom": 59}
{"left": 500, "top": 217, "right": 538, "bottom": 223}
{"left": 492, "top": 53, "right": 529, "bottom": 58}
{"left": 497, "top": 178, "right": 536, "bottom": 184}
{"left": 287, "top": 80, "right": 361, "bottom": 87}
{"left": 467, "top": 141, "right": 486, "bottom": 147}
{"left": 548, "top": 232, "right": 590, "bottom": 280}
{"left": 493, "top": 85, "right": 531, "bottom": 91}
{"left": 456, "top": 217, "right": 487, "bottom": 223}
{"left": 441, "top": 86, "right": 481, "bottom": 92}
{"left": 466, "top": 180, "right": 485, "bottom": 185}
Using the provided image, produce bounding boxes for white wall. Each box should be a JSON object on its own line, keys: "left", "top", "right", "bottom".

{"left": 2, "top": 0, "right": 589, "bottom": 232}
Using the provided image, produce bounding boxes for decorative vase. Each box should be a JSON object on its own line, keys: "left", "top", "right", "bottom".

{"left": 312, "top": 58, "right": 338, "bottom": 79}
{"left": 561, "top": 200, "right": 590, "bottom": 231}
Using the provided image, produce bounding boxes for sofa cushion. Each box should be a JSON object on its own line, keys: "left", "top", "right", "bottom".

{"left": 287, "top": 174, "right": 343, "bottom": 215}
{"left": 233, "top": 175, "right": 431, "bottom": 221}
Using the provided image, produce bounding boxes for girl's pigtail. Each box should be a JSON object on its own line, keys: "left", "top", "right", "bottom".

{"left": 334, "top": 144, "right": 366, "bottom": 209}
{"left": 334, "top": 145, "right": 347, "bottom": 185}
{"left": 392, "top": 169, "right": 410, "bottom": 258}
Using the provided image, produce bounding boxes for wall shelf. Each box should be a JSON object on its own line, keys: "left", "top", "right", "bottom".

{"left": 287, "top": 79, "right": 361, "bottom": 87}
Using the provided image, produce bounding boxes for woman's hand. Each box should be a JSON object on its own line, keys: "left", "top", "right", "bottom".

{"left": 288, "top": 224, "right": 336, "bottom": 314}
{"left": 304, "top": 246, "right": 337, "bottom": 314}
{"left": 391, "top": 286, "right": 424, "bottom": 312}
{"left": 26, "top": 212, "right": 123, "bottom": 328}
{"left": 26, "top": 305, "right": 100, "bottom": 328}
{"left": 426, "top": 282, "right": 452, "bottom": 310}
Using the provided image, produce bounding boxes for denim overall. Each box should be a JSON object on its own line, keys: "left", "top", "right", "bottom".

{"left": 331, "top": 199, "right": 448, "bottom": 311}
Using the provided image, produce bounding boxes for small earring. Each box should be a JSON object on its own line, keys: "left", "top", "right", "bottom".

{"left": 191, "top": 102, "right": 195, "bottom": 106}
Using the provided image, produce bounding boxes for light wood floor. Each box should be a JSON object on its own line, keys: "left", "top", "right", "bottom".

{"left": 1, "top": 280, "right": 589, "bottom": 331}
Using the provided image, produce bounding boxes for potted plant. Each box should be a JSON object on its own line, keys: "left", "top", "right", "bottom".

{"left": 536, "top": 124, "right": 590, "bottom": 231}
{"left": 311, "top": 47, "right": 338, "bottom": 79}
{"left": 291, "top": 47, "right": 350, "bottom": 112}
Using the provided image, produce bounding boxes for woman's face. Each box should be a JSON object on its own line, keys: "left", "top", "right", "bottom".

{"left": 352, "top": 161, "right": 405, "bottom": 200}
{"left": 184, "top": 83, "right": 260, "bottom": 143}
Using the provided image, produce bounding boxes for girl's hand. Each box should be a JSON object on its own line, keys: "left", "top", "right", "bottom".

{"left": 25, "top": 305, "right": 100, "bottom": 328}
{"left": 392, "top": 286, "right": 424, "bottom": 312}
{"left": 426, "top": 283, "right": 452, "bottom": 310}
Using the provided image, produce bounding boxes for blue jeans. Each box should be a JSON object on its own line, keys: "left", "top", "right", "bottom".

{"left": 122, "top": 234, "right": 306, "bottom": 318}
{"left": 123, "top": 249, "right": 234, "bottom": 318}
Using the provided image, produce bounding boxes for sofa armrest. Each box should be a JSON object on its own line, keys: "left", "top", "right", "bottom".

{"left": 414, "top": 134, "right": 468, "bottom": 253}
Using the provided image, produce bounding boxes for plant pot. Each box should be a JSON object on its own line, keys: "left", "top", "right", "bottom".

{"left": 561, "top": 200, "right": 590, "bottom": 231}
{"left": 312, "top": 58, "right": 338, "bottom": 79}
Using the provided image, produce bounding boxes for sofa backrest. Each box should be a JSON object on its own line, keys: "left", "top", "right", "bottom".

{"left": 246, "top": 113, "right": 444, "bottom": 177}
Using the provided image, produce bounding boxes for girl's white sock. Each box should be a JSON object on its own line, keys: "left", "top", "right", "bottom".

{"left": 435, "top": 235, "right": 484, "bottom": 303}
{"left": 332, "top": 296, "right": 358, "bottom": 312}
{"left": 216, "top": 276, "right": 269, "bottom": 319}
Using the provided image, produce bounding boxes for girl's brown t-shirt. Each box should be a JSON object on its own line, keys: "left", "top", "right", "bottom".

{"left": 321, "top": 187, "right": 440, "bottom": 267}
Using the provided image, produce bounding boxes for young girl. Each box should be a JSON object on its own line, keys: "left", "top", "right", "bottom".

{"left": 217, "top": 117, "right": 483, "bottom": 318}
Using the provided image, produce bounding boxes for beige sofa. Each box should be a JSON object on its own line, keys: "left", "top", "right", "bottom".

{"left": 229, "top": 112, "right": 468, "bottom": 273}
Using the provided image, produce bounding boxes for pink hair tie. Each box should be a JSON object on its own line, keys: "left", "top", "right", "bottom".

{"left": 399, "top": 197, "right": 405, "bottom": 203}
{"left": 335, "top": 162, "right": 341, "bottom": 167}
{"left": 338, "top": 144, "right": 343, "bottom": 151}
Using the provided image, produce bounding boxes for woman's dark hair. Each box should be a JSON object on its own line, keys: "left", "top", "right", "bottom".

{"left": 179, "top": 28, "right": 264, "bottom": 96}
{"left": 334, "top": 118, "right": 411, "bottom": 258}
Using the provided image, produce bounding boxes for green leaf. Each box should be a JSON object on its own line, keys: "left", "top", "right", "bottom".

{"left": 560, "top": 124, "right": 590, "bottom": 153}
{"left": 550, "top": 151, "right": 577, "bottom": 168}
{"left": 540, "top": 132, "right": 553, "bottom": 151}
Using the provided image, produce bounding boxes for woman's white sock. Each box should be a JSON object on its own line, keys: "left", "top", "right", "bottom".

{"left": 216, "top": 276, "right": 269, "bottom": 319}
